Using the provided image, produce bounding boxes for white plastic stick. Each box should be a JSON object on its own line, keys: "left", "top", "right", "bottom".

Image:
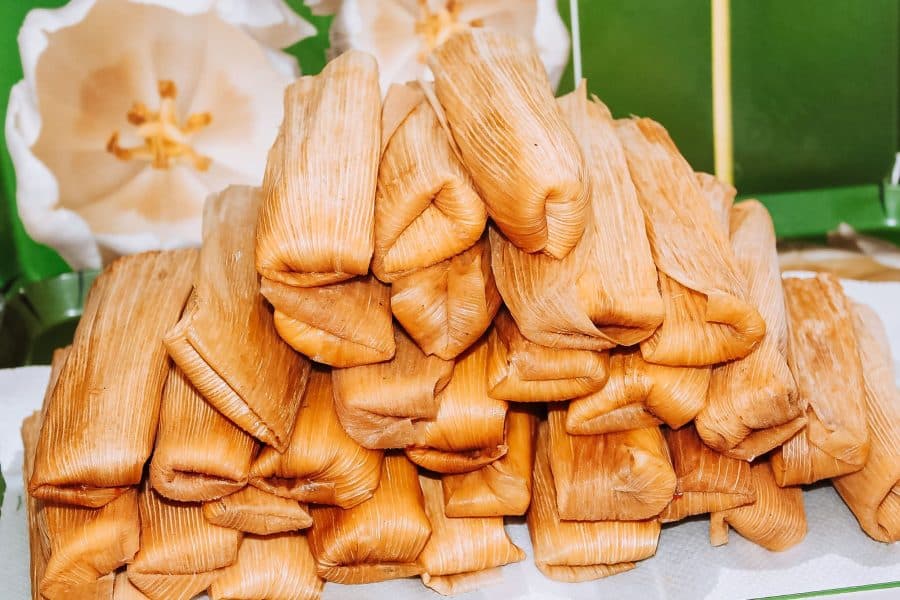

{"left": 570, "top": 0, "right": 582, "bottom": 85}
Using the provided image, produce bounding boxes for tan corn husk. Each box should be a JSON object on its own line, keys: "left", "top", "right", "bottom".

{"left": 442, "top": 406, "right": 537, "bottom": 517}
{"left": 165, "top": 186, "right": 310, "bottom": 451}
{"left": 262, "top": 275, "right": 395, "bottom": 368}
{"left": 418, "top": 475, "right": 524, "bottom": 594}
{"left": 710, "top": 461, "right": 806, "bottom": 551}
{"left": 250, "top": 369, "right": 383, "bottom": 508}
{"left": 832, "top": 303, "right": 900, "bottom": 542}
{"left": 696, "top": 201, "right": 804, "bottom": 460}
{"left": 429, "top": 29, "right": 590, "bottom": 259}
{"left": 203, "top": 486, "right": 313, "bottom": 535}
{"left": 149, "top": 366, "right": 257, "bottom": 502}
{"left": 113, "top": 574, "right": 149, "bottom": 600}
{"left": 696, "top": 172, "right": 735, "bottom": 232}
{"left": 308, "top": 454, "right": 432, "bottom": 584}
{"left": 528, "top": 423, "right": 661, "bottom": 582}
{"left": 30, "top": 249, "right": 195, "bottom": 508}
{"left": 566, "top": 348, "right": 710, "bottom": 435}
{"left": 772, "top": 275, "right": 869, "bottom": 485}
{"left": 659, "top": 426, "right": 755, "bottom": 523}
{"left": 208, "top": 534, "right": 323, "bottom": 600}
{"left": 405, "top": 338, "right": 509, "bottom": 473}
{"left": 372, "top": 83, "right": 487, "bottom": 282}
{"left": 391, "top": 236, "right": 501, "bottom": 360}
{"left": 547, "top": 406, "right": 675, "bottom": 521}
{"left": 616, "top": 118, "right": 765, "bottom": 366}
{"left": 332, "top": 327, "right": 454, "bottom": 449}
{"left": 256, "top": 50, "right": 381, "bottom": 287}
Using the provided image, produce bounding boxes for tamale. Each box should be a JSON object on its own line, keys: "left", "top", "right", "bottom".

{"left": 251, "top": 369, "right": 383, "bottom": 508}
{"left": 149, "top": 366, "right": 257, "bottom": 502}
{"left": 429, "top": 29, "right": 589, "bottom": 259}
{"left": 391, "top": 236, "right": 501, "bottom": 360}
{"left": 547, "top": 406, "right": 676, "bottom": 521}
{"left": 695, "top": 172, "right": 735, "bottom": 232}
{"left": 165, "top": 186, "right": 310, "bottom": 451}
{"left": 372, "top": 84, "right": 487, "bottom": 282}
{"left": 262, "top": 275, "right": 395, "bottom": 368}
{"left": 710, "top": 461, "right": 806, "bottom": 551}
{"left": 308, "top": 454, "right": 431, "bottom": 584}
{"left": 405, "top": 338, "right": 509, "bottom": 474}
{"left": 30, "top": 249, "right": 195, "bottom": 508}
{"left": 490, "top": 88, "right": 663, "bottom": 351}
{"left": 659, "top": 426, "right": 755, "bottom": 523}
{"left": 418, "top": 475, "right": 524, "bottom": 595}
{"left": 129, "top": 483, "right": 241, "bottom": 600}
{"left": 486, "top": 309, "right": 609, "bottom": 402}
{"left": 616, "top": 118, "right": 765, "bottom": 366}
{"left": 772, "top": 275, "right": 869, "bottom": 485}
{"left": 203, "top": 485, "right": 313, "bottom": 535}
{"left": 528, "top": 423, "right": 661, "bottom": 582}
{"left": 113, "top": 574, "right": 149, "bottom": 600}
{"left": 208, "top": 534, "right": 323, "bottom": 600}
{"left": 696, "top": 201, "right": 804, "bottom": 460}
{"left": 256, "top": 50, "right": 381, "bottom": 287}
{"left": 832, "top": 303, "right": 900, "bottom": 542}
{"left": 332, "top": 327, "right": 454, "bottom": 449}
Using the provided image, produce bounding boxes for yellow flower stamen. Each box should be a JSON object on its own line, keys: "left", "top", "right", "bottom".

{"left": 414, "top": 0, "right": 483, "bottom": 63}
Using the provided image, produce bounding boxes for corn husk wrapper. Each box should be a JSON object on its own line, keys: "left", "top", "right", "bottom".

{"left": 332, "top": 327, "right": 454, "bottom": 449}
{"left": 256, "top": 50, "right": 381, "bottom": 287}
{"left": 442, "top": 406, "right": 537, "bottom": 518}
{"left": 695, "top": 172, "right": 735, "bottom": 231}
{"left": 429, "top": 29, "right": 589, "bottom": 259}
{"left": 251, "top": 369, "right": 383, "bottom": 508}
{"left": 486, "top": 309, "right": 609, "bottom": 402}
{"left": 113, "top": 574, "right": 149, "bottom": 600}
{"left": 309, "top": 454, "right": 431, "bottom": 584}
{"left": 772, "top": 275, "right": 869, "bottom": 486}
{"left": 208, "top": 534, "right": 323, "bottom": 600}
{"left": 832, "top": 303, "right": 900, "bottom": 542}
{"left": 391, "top": 236, "right": 501, "bottom": 360}
{"left": 547, "top": 406, "right": 675, "bottom": 521}
{"left": 405, "top": 339, "right": 509, "bottom": 473}
{"left": 710, "top": 461, "right": 807, "bottom": 551}
{"left": 203, "top": 485, "right": 312, "bottom": 535}
{"left": 30, "top": 249, "right": 195, "bottom": 508}
{"left": 165, "top": 186, "right": 310, "bottom": 451}
{"left": 659, "top": 426, "right": 755, "bottom": 523}
{"left": 616, "top": 118, "right": 765, "bottom": 366}
{"left": 528, "top": 423, "right": 661, "bottom": 582}
{"left": 262, "top": 275, "right": 395, "bottom": 368}
{"left": 149, "top": 366, "right": 257, "bottom": 502}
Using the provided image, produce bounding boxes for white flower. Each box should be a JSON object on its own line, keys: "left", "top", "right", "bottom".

{"left": 6, "top": 0, "right": 315, "bottom": 270}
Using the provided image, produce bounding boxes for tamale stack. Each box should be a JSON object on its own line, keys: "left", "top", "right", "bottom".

{"left": 30, "top": 249, "right": 195, "bottom": 508}
{"left": 710, "top": 461, "right": 807, "bottom": 551}
{"left": 372, "top": 83, "right": 487, "bottom": 282}
{"left": 442, "top": 406, "right": 536, "bottom": 517}
{"left": 251, "top": 369, "right": 383, "bottom": 508}
{"left": 332, "top": 327, "right": 454, "bottom": 449}
{"left": 832, "top": 303, "right": 900, "bottom": 542}
{"left": 696, "top": 201, "right": 803, "bottom": 461}
{"left": 616, "top": 118, "right": 765, "bottom": 366}
{"left": 405, "top": 338, "right": 509, "bottom": 473}
{"left": 547, "top": 406, "right": 676, "bottom": 521}
{"left": 149, "top": 366, "right": 257, "bottom": 502}
{"left": 256, "top": 50, "right": 381, "bottom": 287}
{"left": 429, "top": 29, "right": 590, "bottom": 259}
{"left": 418, "top": 475, "right": 525, "bottom": 595}
{"left": 391, "top": 237, "right": 501, "bottom": 360}
{"left": 772, "top": 275, "right": 869, "bottom": 486}
{"left": 208, "top": 534, "right": 323, "bottom": 600}
{"left": 659, "top": 426, "right": 755, "bottom": 523}
{"left": 528, "top": 423, "right": 661, "bottom": 582}
{"left": 308, "top": 454, "right": 432, "bottom": 584}
{"left": 203, "top": 486, "right": 313, "bottom": 535}
{"left": 262, "top": 275, "right": 395, "bottom": 368}
{"left": 165, "top": 186, "right": 310, "bottom": 451}
{"left": 486, "top": 309, "right": 609, "bottom": 402}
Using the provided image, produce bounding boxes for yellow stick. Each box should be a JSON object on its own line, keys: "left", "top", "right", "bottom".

{"left": 712, "top": 0, "right": 733, "bottom": 185}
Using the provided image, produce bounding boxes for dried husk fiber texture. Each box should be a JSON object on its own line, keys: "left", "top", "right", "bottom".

{"left": 202, "top": 485, "right": 312, "bottom": 536}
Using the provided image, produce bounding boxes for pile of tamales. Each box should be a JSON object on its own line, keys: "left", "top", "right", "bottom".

{"left": 23, "top": 28, "right": 899, "bottom": 600}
